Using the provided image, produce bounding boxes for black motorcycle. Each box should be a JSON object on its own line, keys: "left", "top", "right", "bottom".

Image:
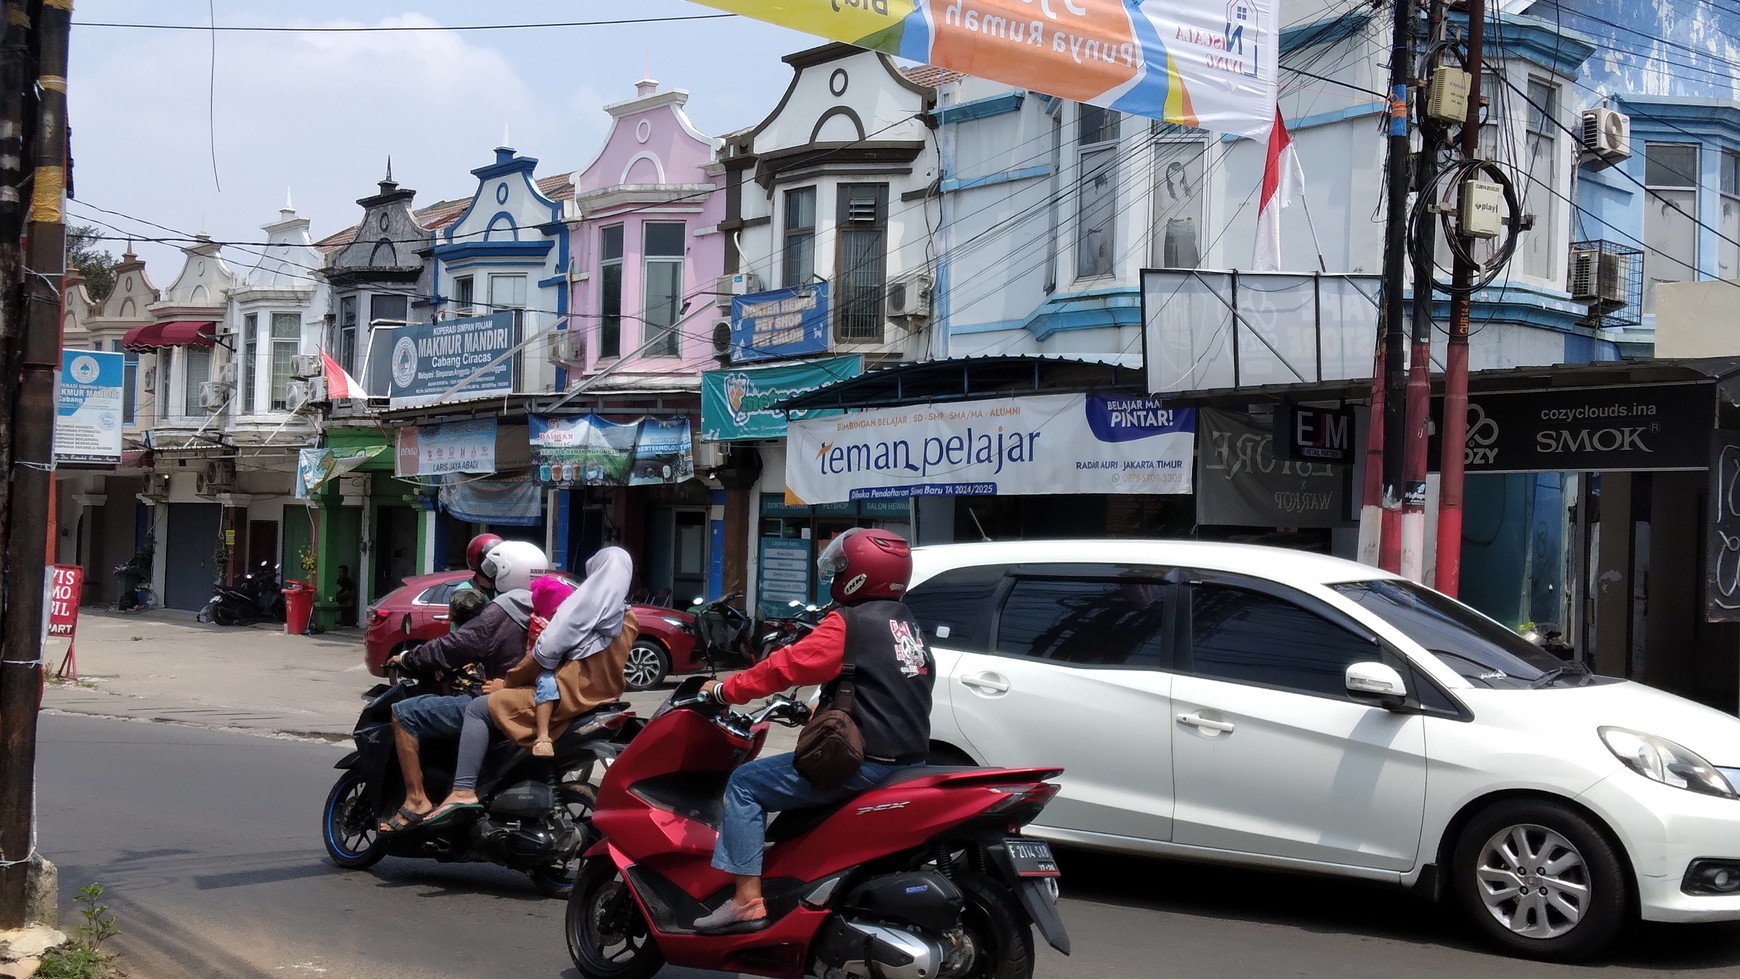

{"left": 320, "top": 676, "right": 641, "bottom": 897}
{"left": 751, "top": 599, "right": 829, "bottom": 661}
{"left": 200, "top": 560, "right": 285, "bottom": 626}
{"left": 689, "top": 591, "right": 757, "bottom": 670}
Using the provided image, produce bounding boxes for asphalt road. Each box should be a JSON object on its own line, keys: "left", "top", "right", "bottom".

{"left": 35, "top": 714, "right": 1740, "bottom": 978}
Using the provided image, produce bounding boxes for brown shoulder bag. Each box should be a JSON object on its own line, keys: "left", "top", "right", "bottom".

{"left": 793, "top": 665, "right": 865, "bottom": 789}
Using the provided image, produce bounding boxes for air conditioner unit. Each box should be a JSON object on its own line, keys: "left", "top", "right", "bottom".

{"left": 711, "top": 320, "right": 733, "bottom": 355}
{"left": 1580, "top": 107, "right": 1632, "bottom": 166}
{"left": 696, "top": 441, "right": 727, "bottom": 471}
{"left": 216, "top": 361, "right": 238, "bottom": 385}
{"left": 886, "top": 273, "right": 934, "bottom": 320}
{"left": 290, "top": 354, "right": 324, "bottom": 379}
{"left": 716, "top": 272, "right": 763, "bottom": 306}
{"left": 197, "top": 381, "right": 230, "bottom": 411}
{"left": 1569, "top": 248, "right": 1626, "bottom": 304}
{"left": 196, "top": 460, "right": 235, "bottom": 495}
{"left": 547, "top": 330, "right": 585, "bottom": 367}
{"left": 286, "top": 378, "right": 327, "bottom": 410}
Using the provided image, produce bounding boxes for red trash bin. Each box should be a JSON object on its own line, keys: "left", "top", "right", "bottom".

{"left": 283, "top": 579, "right": 314, "bottom": 636}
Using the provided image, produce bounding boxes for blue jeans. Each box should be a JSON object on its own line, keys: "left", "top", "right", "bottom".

{"left": 712, "top": 752, "right": 911, "bottom": 877}
{"left": 391, "top": 693, "right": 471, "bottom": 742}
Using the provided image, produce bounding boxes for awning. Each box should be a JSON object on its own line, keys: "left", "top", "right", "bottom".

{"left": 776, "top": 355, "right": 1146, "bottom": 413}
{"left": 122, "top": 320, "right": 217, "bottom": 352}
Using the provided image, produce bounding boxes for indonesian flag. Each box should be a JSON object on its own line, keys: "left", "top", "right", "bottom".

{"left": 322, "top": 350, "right": 371, "bottom": 400}
{"left": 1253, "top": 108, "right": 1304, "bottom": 272}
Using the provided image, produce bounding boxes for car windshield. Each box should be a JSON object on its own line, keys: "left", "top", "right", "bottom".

{"left": 1330, "top": 579, "right": 1566, "bottom": 689}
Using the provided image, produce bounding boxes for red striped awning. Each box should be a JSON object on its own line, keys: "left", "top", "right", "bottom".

{"left": 122, "top": 320, "right": 217, "bottom": 352}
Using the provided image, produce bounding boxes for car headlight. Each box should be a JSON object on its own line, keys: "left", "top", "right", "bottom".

{"left": 1599, "top": 727, "right": 1738, "bottom": 799}
{"left": 659, "top": 616, "right": 688, "bottom": 628}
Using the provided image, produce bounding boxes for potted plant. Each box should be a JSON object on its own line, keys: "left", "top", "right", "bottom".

{"left": 298, "top": 543, "right": 318, "bottom": 583}
{"left": 113, "top": 533, "right": 155, "bottom": 610}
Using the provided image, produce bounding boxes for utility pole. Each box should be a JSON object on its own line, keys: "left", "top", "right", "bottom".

{"left": 1434, "top": 0, "right": 1486, "bottom": 597}
{"left": 1402, "top": 0, "right": 1449, "bottom": 582}
{"left": 0, "top": 0, "right": 70, "bottom": 929}
{"left": 1370, "top": 0, "right": 1418, "bottom": 574}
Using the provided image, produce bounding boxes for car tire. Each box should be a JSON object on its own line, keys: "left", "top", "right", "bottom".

{"left": 623, "top": 640, "right": 669, "bottom": 692}
{"left": 1450, "top": 799, "right": 1629, "bottom": 962}
{"left": 927, "top": 743, "right": 979, "bottom": 767}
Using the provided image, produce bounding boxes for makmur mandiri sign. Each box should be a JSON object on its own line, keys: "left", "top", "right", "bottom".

{"left": 388, "top": 312, "right": 519, "bottom": 408}
{"left": 784, "top": 392, "right": 1195, "bottom": 504}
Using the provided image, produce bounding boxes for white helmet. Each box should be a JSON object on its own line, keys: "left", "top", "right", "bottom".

{"left": 478, "top": 539, "right": 548, "bottom": 593}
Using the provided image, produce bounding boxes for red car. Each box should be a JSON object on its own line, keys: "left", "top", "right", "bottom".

{"left": 362, "top": 570, "right": 703, "bottom": 691}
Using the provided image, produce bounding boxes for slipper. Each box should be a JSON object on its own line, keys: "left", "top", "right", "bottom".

{"left": 532, "top": 739, "right": 555, "bottom": 758}
{"left": 420, "top": 800, "right": 483, "bottom": 829}
{"left": 377, "top": 805, "right": 428, "bottom": 835}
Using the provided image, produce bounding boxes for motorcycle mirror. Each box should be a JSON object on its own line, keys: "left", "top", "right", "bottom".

{"left": 805, "top": 605, "right": 818, "bottom": 613}
{"left": 788, "top": 600, "right": 803, "bottom": 608}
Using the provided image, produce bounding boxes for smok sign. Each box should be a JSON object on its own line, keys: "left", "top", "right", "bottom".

{"left": 1440, "top": 384, "right": 1710, "bottom": 474}
{"left": 1277, "top": 404, "right": 1354, "bottom": 465}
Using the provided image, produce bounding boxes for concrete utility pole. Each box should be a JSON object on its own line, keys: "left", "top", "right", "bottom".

{"left": 1434, "top": 0, "right": 1487, "bottom": 596}
{"left": 0, "top": 0, "right": 71, "bottom": 929}
{"left": 1371, "top": 0, "right": 1418, "bottom": 574}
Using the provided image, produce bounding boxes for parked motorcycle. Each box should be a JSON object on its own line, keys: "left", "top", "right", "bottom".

{"left": 320, "top": 674, "right": 641, "bottom": 897}
{"left": 564, "top": 675, "right": 1070, "bottom": 979}
{"left": 688, "top": 591, "right": 757, "bottom": 672}
{"left": 200, "top": 560, "right": 286, "bottom": 626}
{"left": 751, "top": 599, "right": 828, "bottom": 661}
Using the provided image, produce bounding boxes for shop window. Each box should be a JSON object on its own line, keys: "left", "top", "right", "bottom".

{"left": 904, "top": 564, "right": 1006, "bottom": 652}
{"left": 110, "top": 340, "right": 138, "bottom": 426}
{"left": 600, "top": 224, "right": 624, "bottom": 358}
{"left": 1076, "top": 103, "right": 1119, "bottom": 279}
{"left": 642, "top": 222, "right": 685, "bottom": 357}
{"left": 452, "top": 275, "right": 474, "bottom": 317}
{"left": 783, "top": 187, "right": 816, "bottom": 289}
{"left": 996, "top": 577, "right": 1167, "bottom": 667}
{"left": 371, "top": 292, "right": 408, "bottom": 333}
{"left": 1517, "top": 78, "right": 1559, "bottom": 279}
{"left": 1186, "top": 584, "right": 1376, "bottom": 698}
{"left": 269, "top": 312, "right": 301, "bottom": 410}
{"left": 1150, "top": 131, "right": 1206, "bottom": 269}
{"left": 337, "top": 295, "right": 358, "bottom": 377}
{"left": 240, "top": 313, "right": 258, "bottom": 414}
{"left": 1643, "top": 142, "right": 1699, "bottom": 311}
{"left": 835, "top": 184, "right": 888, "bottom": 342}
{"left": 182, "top": 345, "right": 212, "bottom": 416}
{"left": 1046, "top": 106, "right": 1062, "bottom": 293}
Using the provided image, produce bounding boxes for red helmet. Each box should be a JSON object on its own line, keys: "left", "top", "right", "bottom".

{"left": 818, "top": 528, "right": 912, "bottom": 605}
{"left": 466, "top": 533, "right": 504, "bottom": 574}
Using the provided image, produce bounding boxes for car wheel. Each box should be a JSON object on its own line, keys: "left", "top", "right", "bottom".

{"left": 1451, "top": 799, "right": 1629, "bottom": 961}
{"left": 623, "top": 640, "right": 669, "bottom": 692}
{"left": 928, "top": 743, "right": 979, "bottom": 767}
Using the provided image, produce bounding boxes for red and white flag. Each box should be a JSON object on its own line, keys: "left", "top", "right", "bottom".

{"left": 322, "top": 350, "right": 371, "bottom": 400}
{"left": 1253, "top": 107, "right": 1304, "bottom": 272}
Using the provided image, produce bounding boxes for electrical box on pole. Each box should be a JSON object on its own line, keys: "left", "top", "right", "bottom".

{"left": 1459, "top": 180, "right": 1505, "bottom": 238}
{"left": 1427, "top": 67, "right": 1471, "bottom": 122}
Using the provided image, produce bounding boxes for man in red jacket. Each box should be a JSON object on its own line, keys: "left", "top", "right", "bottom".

{"left": 695, "top": 528, "right": 934, "bottom": 932}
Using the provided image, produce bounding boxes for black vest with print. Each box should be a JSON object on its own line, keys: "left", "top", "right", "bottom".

{"left": 831, "top": 600, "right": 936, "bottom": 763}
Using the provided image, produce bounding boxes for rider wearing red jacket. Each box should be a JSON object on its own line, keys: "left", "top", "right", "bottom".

{"left": 697, "top": 528, "right": 934, "bottom": 932}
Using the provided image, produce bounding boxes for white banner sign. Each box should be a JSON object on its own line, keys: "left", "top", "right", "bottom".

{"left": 54, "top": 349, "right": 126, "bottom": 466}
{"left": 785, "top": 393, "right": 1195, "bottom": 505}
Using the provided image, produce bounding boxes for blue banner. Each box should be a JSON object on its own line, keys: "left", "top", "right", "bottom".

{"left": 439, "top": 472, "right": 544, "bottom": 526}
{"left": 730, "top": 282, "right": 830, "bottom": 363}
{"left": 387, "top": 312, "right": 518, "bottom": 408}
{"left": 629, "top": 416, "right": 696, "bottom": 486}
{"left": 701, "top": 355, "right": 864, "bottom": 441}
{"left": 55, "top": 349, "right": 126, "bottom": 465}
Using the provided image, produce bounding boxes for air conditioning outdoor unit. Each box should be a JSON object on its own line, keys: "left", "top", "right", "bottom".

{"left": 1569, "top": 248, "right": 1626, "bottom": 304}
{"left": 696, "top": 441, "right": 727, "bottom": 471}
{"left": 197, "top": 381, "right": 231, "bottom": 411}
{"left": 286, "top": 378, "right": 327, "bottom": 411}
{"left": 716, "top": 272, "right": 763, "bottom": 306}
{"left": 290, "top": 353, "right": 324, "bottom": 379}
{"left": 886, "top": 273, "right": 934, "bottom": 321}
{"left": 196, "top": 460, "right": 235, "bottom": 495}
{"left": 547, "top": 329, "right": 585, "bottom": 367}
{"left": 1580, "top": 107, "right": 1632, "bottom": 167}
{"left": 216, "top": 361, "right": 238, "bottom": 385}
{"left": 711, "top": 320, "right": 734, "bottom": 355}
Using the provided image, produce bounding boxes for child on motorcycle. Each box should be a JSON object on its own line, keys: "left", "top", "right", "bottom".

{"left": 525, "top": 574, "right": 576, "bottom": 757}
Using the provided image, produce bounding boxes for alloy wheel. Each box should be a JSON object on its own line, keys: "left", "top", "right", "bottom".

{"left": 1474, "top": 822, "right": 1591, "bottom": 940}
{"left": 623, "top": 642, "right": 667, "bottom": 691}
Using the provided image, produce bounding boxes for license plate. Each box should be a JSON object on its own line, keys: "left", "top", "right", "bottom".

{"left": 1005, "top": 839, "right": 1060, "bottom": 877}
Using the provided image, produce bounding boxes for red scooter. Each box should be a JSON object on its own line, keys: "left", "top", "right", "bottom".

{"left": 565, "top": 676, "right": 1070, "bottom": 979}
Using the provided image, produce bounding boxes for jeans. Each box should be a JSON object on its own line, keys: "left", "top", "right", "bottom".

{"left": 391, "top": 693, "right": 471, "bottom": 742}
{"left": 712, "top": 752, "right": 911, "bottom": 877}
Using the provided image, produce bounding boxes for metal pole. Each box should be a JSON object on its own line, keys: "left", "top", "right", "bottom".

{"left": 1434, "top": 0, "right": 1485, "bottom": 597}
{"left": 1402, "top": 0, "right": 1448, "bottom": 582}
{"left": 1375, "top": 0, "right": 1417, "bottom": 573}
{"left": 1, "top": 0, "right": 70, "bottom": 928}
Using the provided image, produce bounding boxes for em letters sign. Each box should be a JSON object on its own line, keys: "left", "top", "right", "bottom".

{"left": 1277, "top": 404, "right": 1355, "bottom": 465}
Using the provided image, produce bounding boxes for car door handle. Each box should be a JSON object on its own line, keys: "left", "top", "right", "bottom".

{"left": 433, "top": 614, "right": 449, "bottom": 622}
{"left": 1177, "top": 713, "right": 1236, "bottom": 734}
{"left": 960, "top": 673, "right": 1011, "bottom": 694}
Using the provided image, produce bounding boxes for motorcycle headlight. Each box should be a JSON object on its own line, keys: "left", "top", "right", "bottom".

{"left": 1599, "top": 727, "right": 1737, "bottom": 799}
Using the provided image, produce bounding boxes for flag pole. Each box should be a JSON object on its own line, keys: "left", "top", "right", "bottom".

{"left": 1298, "top": 192, "right": 1329, "bottom": 274}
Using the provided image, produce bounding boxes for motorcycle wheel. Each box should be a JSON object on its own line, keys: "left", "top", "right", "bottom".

{"left": 322, "top": 770, "right": 387, "bottom": 870}
{"left": 566, "top": 857, "right": 664, "bottom": 979}
{"left": 212, "top": 603, "right": 240, "bottom": 627}
{"left": 953, "top": 871, "right": 1035, "bottom": 979}
{"left": 530, "top": 783, "right": 598, "bottom": 899}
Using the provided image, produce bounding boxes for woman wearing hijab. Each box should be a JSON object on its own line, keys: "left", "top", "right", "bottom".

{"left": 421, "top": 547, "right": 637, "bottom": 828}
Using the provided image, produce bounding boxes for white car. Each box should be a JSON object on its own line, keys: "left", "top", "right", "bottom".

{"left": 905, "top": 539, "right": 1740, "bottom": 961}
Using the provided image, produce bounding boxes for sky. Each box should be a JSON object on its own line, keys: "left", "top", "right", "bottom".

{"left": 66, "top": 1, "right": 814, "bottom": 281}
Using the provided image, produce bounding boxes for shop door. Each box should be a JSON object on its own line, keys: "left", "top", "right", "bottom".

{"left": 164, "top": 503, "right": 222, "bottom": 610}
{"left": 374, "top": 506, "right": 419, "bottom": 598}
{"left": 248, "top": 520, "right": 278, "bottom": 576}
{"left": 673, "top": 510, "right": 706, "bottom": 608}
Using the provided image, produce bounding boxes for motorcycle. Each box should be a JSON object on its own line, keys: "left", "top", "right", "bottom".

{"left": 564, "top": 675, "right": 1070, "bottom": 979}
{"left": 200, "top": 560, "right": 285, "bottom": 626}
{"left": 688, "top": 591, "right": 757, "bottom": 671}
{"left": 320, "top": 674, "right": 641, "bottom": 897}
{"left": 751, "top": 599, "right": 828, "bottom": 661}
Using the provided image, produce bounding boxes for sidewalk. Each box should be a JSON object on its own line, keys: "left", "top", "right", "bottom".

{"left": 40, "top": 608, "right": 797, "bottom": 750}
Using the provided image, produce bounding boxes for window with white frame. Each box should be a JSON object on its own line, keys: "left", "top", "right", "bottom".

{"left": 110, "top": 340, "right": 137, "bottom": 426}
{"left": 783, "top": 188, "right": 817, "bottom": 289}
{"left": 1721, "top": 149, "right": 1739, "bottom": 283}
{"left": 241, "top": 312, "right": 258, "bottom": 413}
{"left": 600, "top": 225, "right": 624, "bottom": 359}
{"left": 1517, "top": 78, "right": 1559, "bottom": 279}
{"left": 1151, "top": 129, "right": 1206, "bottom": 268}
{"left": 1076, "top": 103, "right": 1120, "bottom": 279}
{"left": 642, "top": 223, "right": 685, "bottom": 357}
{"left": 452, "top": 275, "right": 475, "bottom": 317}
{"left": 1643, "top": 142, "right": 1699, "bottom": 311}
{"left": 183, "top": 345, "right": 212, "bottom": 416}
{"left": 1046, "top": 108, "right": 1062, "bottom": 293}
{"left": 836, "top": 184, "right": 889, "bottom": 342}
{"left": 337, "top": 295, "right": 358, "bottom": 377}
{"left": 489, "top": 274, "right": 528, "bottom": 382}
{"left": 269, "top": 312, "right": 301, "bottom": 410}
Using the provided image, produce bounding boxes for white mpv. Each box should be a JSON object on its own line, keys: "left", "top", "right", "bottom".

{"left": 906, "top": 540, "right": 1740, "bottom": 961}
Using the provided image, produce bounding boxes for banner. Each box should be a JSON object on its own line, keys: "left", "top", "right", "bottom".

{"left": 394, "top": 419, "right": 498, "bottom": 477}
{"left": 1429, "top": 384, "right": 1711, "bottom": 475}
{"left": 387, "top": 312, "right": 519, "bottom": 408}
{"left": 1197, "top": 409, "right": 1349, "bottom": 528}
{"left": 701, "top": 355, "right": 865, "bottom": 441}
{"left": 48, "top": 565, "right": 83, "bottom": 637}
{"left": 731, "top": 282, "right": 831, "bottom": 363}
{"left": 692, "top": 0, "right": 1277, "bottom": 137}
{"left": 630, "top": 417, "right": 697, "bottom": 485}
{"left": 784, "top": 392, "right": 1194, "bottom": 504}
{"left": 530, "top": 414, "right": 695, "bottom": 487}
{"left": 55, "top": 349, "right": 126, "bottom": 466}
{"left": 296, "top": 445, "right": 388, "bottom": 498}
{"left": 438, "top": 473, "right": 543, "bottom": 527}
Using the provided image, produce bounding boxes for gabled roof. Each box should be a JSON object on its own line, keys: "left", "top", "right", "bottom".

{"left": 316, "top": 173, "right": 573, "bottom": 255}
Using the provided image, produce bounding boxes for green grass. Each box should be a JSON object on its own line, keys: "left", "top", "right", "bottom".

{"left": 36, "top": 883, "right": 119, "bottom": 979}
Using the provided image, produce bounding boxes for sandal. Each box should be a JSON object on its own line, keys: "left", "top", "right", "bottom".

{"left": 377, "top": 805, "right": 427, "bottom": 835}
{"left": 421, "top": 800, "right": 483, "bottom": 829}
{"left": 532, "top": 739, "right": 555, "bottom": 758}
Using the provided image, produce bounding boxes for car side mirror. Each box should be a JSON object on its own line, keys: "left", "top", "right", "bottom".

{"left": 1346, "top": 662, "right": 1409, "bottom": 710}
